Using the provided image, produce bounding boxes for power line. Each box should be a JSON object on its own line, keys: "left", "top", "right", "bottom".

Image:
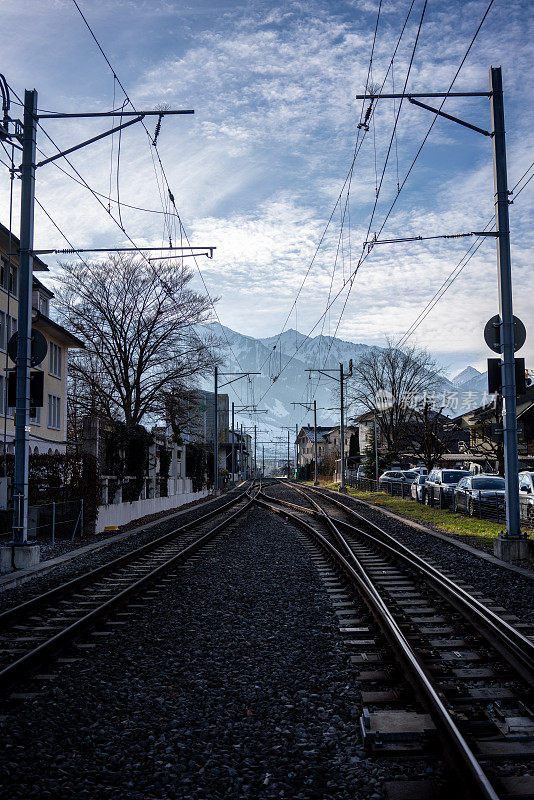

{"left": 263, "top": 0, "right": 416, "bottom": 404}
{"left": 304, "top": 0, "right": 422, "bottom": 406}
{"left": 397, "top": 162, "right": 534, "bottom": 344}
{"left": 257, "top": 0, "right": 499, "bottom": 409}
{"left": 68, "top": 0, "right": 248, "bottom": 409}
{"left": 310, "top": 0, "right": 497, "bottom": 378}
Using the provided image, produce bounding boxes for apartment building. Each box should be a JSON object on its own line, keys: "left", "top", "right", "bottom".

{"left": 0, "top": 223, "right": 84, "bottom": 456}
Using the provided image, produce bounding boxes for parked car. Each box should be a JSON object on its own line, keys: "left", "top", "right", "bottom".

{"left": 378, "top": 470, "right": 411, "bottom": 487}
{"left": 378, "top": 470, "right": 418, "bottom": 492}
{"left": 454, "top": 474, "right": 505, "bottom": 516}
{"left": 425, "top": 468, "right": 471, "bottom": 507}
{"left": 518, "top": 471, "right": 534, "bottom": 523}
{"left": 411, "top": 474, "right": 428, "bottom": 502}
{"left": 402, "top": 471, "right": 418, "bottom": 483}
{"left": 411, "top": 467, "right": 428, "bottom": 476}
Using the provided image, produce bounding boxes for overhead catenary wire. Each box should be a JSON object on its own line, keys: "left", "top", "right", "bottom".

{"left": 309, "top": 0, "right": 497, "bottom": 380}
{"left": 273, "top": 0, "right": 419, "bottom": 418}
{"left": 68, "top": 0, "right": 250, "bottom": 411}
{"left": 397, "top": 161, "right": 534, "bottom": 345}
{"left": 304, "top": 0, "right": 423, "bottom": 410}
{"left": 258, "top": 0, "right": 499, "bottom": 412}
{"left": 256, "top": 0, "right": 394, "bottom": 387}
{"left": 320, "top": 0, "right": 497, "bottom": 365}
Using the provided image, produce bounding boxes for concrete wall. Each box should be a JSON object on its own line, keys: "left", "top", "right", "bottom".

{"left": 95, "top": 480, "right": 209, "bottom": 533}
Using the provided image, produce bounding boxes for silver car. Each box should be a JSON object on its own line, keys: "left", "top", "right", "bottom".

{"left": 519, "top": 471, "right": 534, "bottom": 524}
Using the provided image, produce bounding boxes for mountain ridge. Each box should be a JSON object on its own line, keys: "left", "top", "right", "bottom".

{"left": 200, "top": 323, "right": 488, "bottom": 436}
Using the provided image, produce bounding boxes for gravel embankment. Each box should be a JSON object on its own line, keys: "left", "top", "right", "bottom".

{"left": 268, "top": 484, "right": 534, "bottom": 624}
{"left": 0, "top": 488, "right": 245, "bottom": 611}
{"left": 0, "top": 507, "right": 432, "bottom": 800}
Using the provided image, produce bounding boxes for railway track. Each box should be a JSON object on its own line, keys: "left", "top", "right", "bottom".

{"left": 258, "top": 481, "right": 534, "bottom": 800}
{"left": 0, "top": 484, "right": 257, "bottom": 693}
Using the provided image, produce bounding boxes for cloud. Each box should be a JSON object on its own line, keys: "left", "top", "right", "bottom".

{"left": 0, "top": 0, "right": 532, "bottom": 384}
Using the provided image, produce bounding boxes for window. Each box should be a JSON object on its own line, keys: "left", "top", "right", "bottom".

{"left": 38, "top": 295, "right": 49, "bottom": 316}
{"left": 47, "top": 394, "right": 61, "bottom": 429}
{"left": 0, "top": 374, "right": 14, "bottom": 417}
{"left": 0, "top": 312, "right": 17, "bottom": 352}
{"left": 29, "top": 406, "right": 41, "bottom": 425}
{"left": 0, "top": 258, "right": 17, "bottom": 296}
{"left": 49, "top": 342, "right": 62, "bottom": 378}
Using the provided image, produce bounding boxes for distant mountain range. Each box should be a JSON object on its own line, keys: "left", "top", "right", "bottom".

{"left": 200, "top": 324, "right": 489, "bottom": 436}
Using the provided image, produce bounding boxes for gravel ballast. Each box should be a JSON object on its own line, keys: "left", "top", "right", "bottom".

{"left": 267, "top": 483, "right": 534, "bottom": 624}
{"left": 0, "top": 487, "right": 245, "bottom": 610}
{"left": 0, "top": 506, "right": 430, "bottom": 800}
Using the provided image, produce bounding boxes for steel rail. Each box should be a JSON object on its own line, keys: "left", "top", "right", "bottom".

{"left": 0, "top": 490, "right": 256, "bottom": 690}
{"left": 0, "top": 488, "right": 248, "bottom": 625}
{"left": 290, "top": 484, "right": 534, "bottom": 685}
{"left": 255, "top": 493, "right": 499, "bottom": 800}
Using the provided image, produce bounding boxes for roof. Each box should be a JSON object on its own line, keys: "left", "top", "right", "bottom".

{"left": 298, "top": 426, "right": 333, "bottom": 444}
{"left": 33, "top": 312, "right": 85, "bottom": 349}
{"left": 353, "top": 410, "right": 375, "bottom": 422}
{"left": 0, "top": 223, "right": 49, "bottom": 272}
{"left": 33, "top": 275, "right": 54, "bottom": 299}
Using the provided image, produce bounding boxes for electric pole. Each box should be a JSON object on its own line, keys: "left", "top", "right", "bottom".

{"left": 214, "top": 371, "right": 261, "bottom": 490}
{"left": 13, "top": 90, "right": 37, "bottom": 550}
{"left": 306, "top": 362, "right": 352, "bottom": 492}
{"left": 0, "top": 79, "right": 200, "bottom": 558}
{"left": 490, "top": 67, "right": 520, "bottom": 539}
{"left": 356, "top": 65, "right": 522, "bottom": 543}
{"left": 231, "top": 402, "right": 235, "bottom": 484}
{"left": 292, "top": 400, "right": 319, "bottom": 485}
{"left": 374, "top": 413, "right": 379, "bottom": 485}
{"left": 287, "top": 430, "right": 290, "bottom": 479}
{"left": 340, "top": 362, "right": 346, "bottom": 492}
{"left": 213, "top": 365, "right": 218, "bottom": 491}
{"left": 313, "top": 399, "right": 318, "bottom": 485}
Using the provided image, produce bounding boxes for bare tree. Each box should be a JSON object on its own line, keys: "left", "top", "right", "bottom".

{"left": 348, "top": 339, "right": 443, "bottom": 458}
{"left": 56, "top": 255, "right": 218, "bottom": 428}
{"left": 404, "top": 402, "right": 462, "bottom": 472}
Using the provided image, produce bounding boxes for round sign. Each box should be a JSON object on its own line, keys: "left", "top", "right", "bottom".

{"left": 484, "top": 314, "right": 526, "bottom": 353}
{"left": 7, "top": 329, "right": 48, "bottom": 367}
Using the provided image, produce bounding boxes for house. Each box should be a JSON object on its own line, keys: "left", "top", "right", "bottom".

{"left": 447, "top": 385, "right": 534, "bottom": 471}
{"left": 297, "top": 423, "right": 358, "bottom": 471}
{"left": 354, "top": 410, "right": 383, "bottom": 453}
{"left": 323, "top": 425, "right": 357, "bottom": 460}
{"left": 296, "top": 425, "right": 335, "bottom": 467}
{"left": 0, "top": 223, "right": 84, "bottom": 457}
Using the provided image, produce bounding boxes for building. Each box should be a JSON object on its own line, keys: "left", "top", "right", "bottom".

{"left": 0, "top": 223, "right": 84, "bottom": 457}
{"left": 450, "top": 386, "right": 534, "bottom": 471}
{"left": 296, "top": 424, "right": 358, "bottom": 470}
{"left": 297, "top": 425, "right": 337, "bottom": 467}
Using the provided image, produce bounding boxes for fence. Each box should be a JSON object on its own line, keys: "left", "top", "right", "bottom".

{"left": 350, "top": 476, "right": 533, "bottom": 529}
{"left": 0, "top": 500, "right": 84, "bottom": 544}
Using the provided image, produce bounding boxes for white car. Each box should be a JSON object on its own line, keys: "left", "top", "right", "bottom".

{"left": 411, "top": 474, "right": 428, "bottom": 502}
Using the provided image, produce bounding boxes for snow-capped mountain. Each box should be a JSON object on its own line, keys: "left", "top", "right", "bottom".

{"left": 452, "top": 366, "right": 488, "bottom": 398}
{"left": 196, "top": 325, "right": 490, "bottom": 442}
{"left": 452, "top": 366, "right": 483, "bottom": 387}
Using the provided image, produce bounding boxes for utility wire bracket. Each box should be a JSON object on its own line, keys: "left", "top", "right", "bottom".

{"left": 407, "top": 97, "right": 491, "bottom": 136}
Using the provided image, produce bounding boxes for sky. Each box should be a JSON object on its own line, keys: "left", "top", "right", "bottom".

{"left": 0, "top": 0, "right": 533, "bottom": 389}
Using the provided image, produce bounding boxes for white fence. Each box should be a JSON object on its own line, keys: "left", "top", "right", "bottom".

{"left": 95, "top": 478, "right": 209, "bottom": 533}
